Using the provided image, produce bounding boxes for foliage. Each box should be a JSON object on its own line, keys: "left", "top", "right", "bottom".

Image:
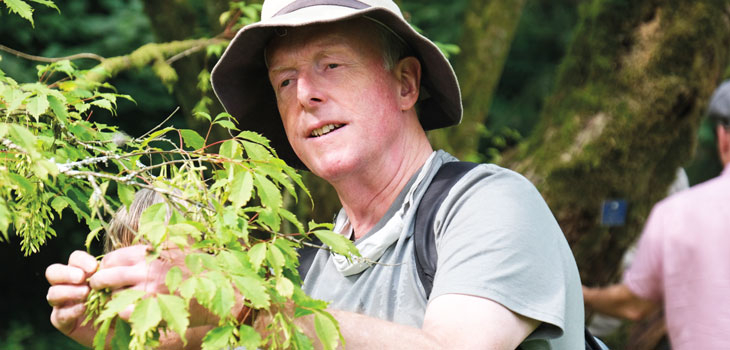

{"left": 1, "top": 0, "right": 58, "bottom": 27}
{"left": 0, "top": 2, "right": 359, "bottom": 349}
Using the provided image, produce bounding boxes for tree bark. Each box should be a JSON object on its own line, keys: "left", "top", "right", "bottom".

{"left": 428, "top": 0, "right": 527, "bottom": 160}
{"left": 503, "top": 0, "right": 730, "bottom": 286}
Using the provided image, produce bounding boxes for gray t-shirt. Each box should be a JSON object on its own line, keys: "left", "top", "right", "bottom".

{"left": 302, "top": 151, "right": 584, "bottom": 349}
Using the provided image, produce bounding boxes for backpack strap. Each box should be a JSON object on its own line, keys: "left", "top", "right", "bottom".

{"left": 414, "top": 161, "right": 478, "bottom": 298}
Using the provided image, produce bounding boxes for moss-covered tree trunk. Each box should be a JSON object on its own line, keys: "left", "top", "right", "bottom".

{"left": 428, "top": 0, "right": 526, "bottom": 160}
{"left": 503, "top": 0, "right": 730, "bottom": 286}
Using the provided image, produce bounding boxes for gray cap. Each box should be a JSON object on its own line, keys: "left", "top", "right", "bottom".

{"left": 708, "top": 80, "right": 730, "bottom": 123}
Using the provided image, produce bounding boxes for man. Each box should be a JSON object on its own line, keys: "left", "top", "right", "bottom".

{"left": 46, "top": 0, "right": 584, "bottom": 348}
{"left": 583, "top": 80, "right": 730, "bottom": 350}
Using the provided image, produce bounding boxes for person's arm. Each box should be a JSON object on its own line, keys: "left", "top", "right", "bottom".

{"left": 272, "top": 293, "right": 538, "bottom": 350}
{"left": 582, "top": 284, "right": 658, "bottom": 321}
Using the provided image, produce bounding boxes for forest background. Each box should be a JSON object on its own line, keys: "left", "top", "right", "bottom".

{"left": 1, "top": 0, "right": 728, "bottom": 349}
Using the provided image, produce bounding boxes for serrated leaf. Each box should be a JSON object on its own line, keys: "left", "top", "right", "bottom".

{"left": 278, "top": 208, "right": 305, "bottom": 234}
{"left": 253, "top": 173, "right": 282, "bottom": 209}
{"left": 237, "top": 130, "right": 271, "bottom": 149}
{"left": 266, "top": 243, "right": 285, "bottom": 276}
{"left": 248, "top": 243, "right": 267, "bottom": 269}
{"left": 140, "top": 127, "right": 175, "bottom": 148}
{"left": 238, "top": 325, "right": 263, "bottom": 350}
{"left": 168, "top": 223, "right": 202, "bottom": 242}
{"left": 242, "top": 140, "right": 272, "bottom": 161}
{"left": 4, "top": 0, "right": 34, "bottom": 26}
{"left": 117, "top": 183, "right": 135, "bottom": 209}
{"left": 0, "top": 201, "right": 11, "bottom": 240}
{"left": 275, "top": 276, "right": 294, "bottom": 298}
{"left": 29, "top": 0, "right": 58, "bottom": 11}
{"left": 158, "top": 294, "right": 190, "bottom": 342}
{"left": 91, "top": 99, "right": 113, "bottom": 112}
{"left": 138, "top": 202, "right": 167, "bottom": 246}
{"left": 314, "top": 311, "right": 341, "bottom": 350}
{"left": 93, "top": 318, "right": 112, "bottom": 350}
{"left": 96, "top": 289, "right": 146, "bottom": 324}
{"left": 50, "top": 196, "right": 69, "bottom": 217}
{"left": 209, "top": 276, "right": 235, "bottom": 318}
{"left": 202, "top": 325, "right": 234, "bottom": 350}
{"left": 165, "top": 266, "right": 183, "bottom": 293}
{"left": 229, "top": 169, "right": 253, "bottom": 208}
{"left": 180, "top": 129, "right": 205, "bottom": 150}
{"left": 85, "top": 226, "right": 104, "bottom": 251}
{"left": 219, "top": 139, "right": 241, "bottom": 160}
{"left": 231, "top": 275, "right": 270, "bottom": 309}
{"left": 215, "top": 119, "right": 239, "bottom": 131}
{"left": 111, "top": 319, "right": 132, "bottom": 350}
{"left": 313, "top": 230, "right": 360, "bottom": 258}
{"left": 47, "top": 94, "right": 68, "bottom": 125}
{"left": 26, "top": 94, "right": 49, "bottom": 120}
{"left": 258, "top": 207, "right": 281, "bottom": 232}
{"left": 130, "top": 297, "right": 162, "bottom": 335}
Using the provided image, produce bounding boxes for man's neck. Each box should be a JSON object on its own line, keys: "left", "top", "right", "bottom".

{"left": 332, "top": 141, "right": 433, "bottom": 240}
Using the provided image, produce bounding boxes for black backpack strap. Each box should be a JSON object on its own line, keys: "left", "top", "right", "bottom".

{"left": 414, "top": 161, "right": 478, "bottom": 298}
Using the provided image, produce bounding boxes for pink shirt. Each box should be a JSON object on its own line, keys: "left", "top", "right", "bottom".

{"left": 624, "top": 166, "right": 730, "bottom": 350}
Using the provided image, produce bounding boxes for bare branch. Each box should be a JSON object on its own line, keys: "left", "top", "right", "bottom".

{"left": 0, "top": 44, "right": 105, "bottom": 63}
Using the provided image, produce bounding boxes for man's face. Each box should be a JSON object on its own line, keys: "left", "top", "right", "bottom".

{"left": 266, "top": 20, "right": 409, "bottom": 181}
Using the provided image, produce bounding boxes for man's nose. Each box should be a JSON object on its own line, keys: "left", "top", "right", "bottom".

{"left": 296, "top": 72, "right": 326, "bottom": 109}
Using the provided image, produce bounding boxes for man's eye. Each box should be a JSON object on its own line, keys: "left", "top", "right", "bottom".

{"left": 280, "top": 79, "right": 291, "bottom": 88}
{"left": 327, "top": 63, "right": 339, "bottom": 69}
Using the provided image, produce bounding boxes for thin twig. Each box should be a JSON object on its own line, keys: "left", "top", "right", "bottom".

{"left": 0, "top": 44, "right": 105, "bottom": 63}
{"left": 136, "top": 107, "right": 181, "bottom": 141}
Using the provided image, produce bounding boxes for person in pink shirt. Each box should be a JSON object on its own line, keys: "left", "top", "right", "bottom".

{"left": 583, "top": 80, "right": 730, "bottom": 350}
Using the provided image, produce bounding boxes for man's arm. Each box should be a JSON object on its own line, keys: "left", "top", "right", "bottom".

{"left": 582, "top": 284, "right": 658, "bottom": 321}
{"left": 288, "top": 294, "right": 538, "bottom": 350}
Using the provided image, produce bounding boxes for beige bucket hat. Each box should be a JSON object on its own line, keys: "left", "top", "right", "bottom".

{"left": 210, "top": 0, "right": 462, "bottom": 169}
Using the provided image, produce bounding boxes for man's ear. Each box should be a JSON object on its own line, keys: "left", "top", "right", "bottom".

{"left": 718, "top": 124, "right": 730, "bottom": 166}
{"left": 394, "top": 57, "right": 421, "bottom": 111}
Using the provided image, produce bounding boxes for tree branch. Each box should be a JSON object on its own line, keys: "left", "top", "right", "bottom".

{"left": 0, "top": 44, "right": 105, "bottom": 62}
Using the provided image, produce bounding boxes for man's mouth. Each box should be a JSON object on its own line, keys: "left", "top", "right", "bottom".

{"left": 310, "top": 123, "right": 344, "bottom": 138}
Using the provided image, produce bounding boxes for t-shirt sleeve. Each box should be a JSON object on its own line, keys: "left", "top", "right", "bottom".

{"left": 622, "top": 204, "right": 665, "bottom": 301}
{"left": 428, "top": 165, "right": 577, "bottom": 339}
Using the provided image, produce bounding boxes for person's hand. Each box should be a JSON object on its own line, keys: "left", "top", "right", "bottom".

{"left": 45, "top": 250, "right": 99, "bottom": 346}
{"left": 89, "top": 244, "right": 184, "bottom": 320}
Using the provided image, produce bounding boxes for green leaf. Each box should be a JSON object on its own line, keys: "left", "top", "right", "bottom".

{"left": 266, "top": 243, "right": 285, "bottom": 276}
{"left": 50, "top": 196, "right": 70, "bottom": 218}
{"left": 138, "top": 202, "right": 168, "bottom": 246}
{"left": 85, "top": 226, "right": 104, "bottom": 251}
{"left": 219, "top": 139, "right": 241, "bottom": 159}
{"left": 238, "top": 325, "right": 263, "bottom": 350}
{"left": 201, "top": 325, "right": 234, "bottom": 350}
{"left": 4, "top": 89, "right": 30, "bottom": 115}
{"left": 158, "top": 294, "right": 190, "bottom": 342}
{"left": 130, "top": 297, "right": 162, "bottom": 336}
{"left": 314, "top": 311, "right": 341, "bottom": 350}
{"left": 180, "top": 129, "right": 205, "bottom": 150}
{"left": 111, "top": 319, "right": 132, "bottom": 350}
{"left": 209, "top": 275, "right": 236, "bottom": 318}
{"left": 47, "top": 94, "right": 69, "bottom": 125}
{"left": 0, "top": 201, "right": 11, "bottom": 241}
{"left": 313, "top": 230, "right": 360, "bottom": 258}
{"left": 90, "top": 99, "right": 113, "bottom": 113}
{"left": 4, "top": 0, "right": 34, "bottom": 26}
{"left": 165, "top": 266, "right": 184, "bottom": 293}
{"left": 93, "top": 318, "right": 112, "bottom": 350}
{"left": 26, "top": 94, "right": 49, "bottom": 120}
{"left": 232, "top": 275, "right": 270, "bottom": 309}
{"left": 278, "top": 208, "right": 305, "bottom": 234}
{"left": 28, "top": 0, "right": 58, "bottom": 12}
{"left": 96, "top": 289, "right": 146, "bottom": 324}
{"left": 140, "top": 127, "right": 174, "bottom": 148}
{"left": 242, "top": 140, "right": 272, "bottom": 161}
{"left": 237, "top": 130, "right": 272, "bottom": 149}
{"left": 257, "top": 207, "right": 281, "bottom": 232}
{"left": 117, "top": 183, "right": 136, "bottom": 210}
{"left": 229, "top": 169, "right": 253, "bottom": 208}
{"left": 275, "top": 276, "right": 294, "bottom": 298}
{"left": 248, "top": 243, "right": 267, "bottom": 270}
{"left": 253, "top": 173, "right": 282, "bottom": 209}
{"left": 215, "top": 119, "right": 239, "bottom": 131}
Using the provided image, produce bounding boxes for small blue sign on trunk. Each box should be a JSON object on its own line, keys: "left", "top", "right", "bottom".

{"left": 601, "top": 199, "right": 627, "bottom": 226}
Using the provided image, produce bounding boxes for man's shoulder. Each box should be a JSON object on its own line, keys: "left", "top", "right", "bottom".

{"left": 654, "top": 172, "right": 728, "bottom": 215}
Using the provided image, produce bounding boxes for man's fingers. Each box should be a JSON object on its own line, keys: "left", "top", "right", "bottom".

{"left": 47, "top": 285, "right": 90, "bottom": 307}
{"left": 50, "top": 303, "right": 86, "bottom": 334}
{"left": 68, "top": 250, "right": 99, "bottom": 275}
{"left": 89, "top": 265, "right": 148, "bottom": 291}
{"left": 99, "top": 245, "right": 148, "bottom": 269}
{"left": 46, "top": 264, "right": 86, "bottom": 285}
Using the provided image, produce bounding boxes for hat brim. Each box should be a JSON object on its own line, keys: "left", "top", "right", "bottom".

{"left": 211, "top": 5, "right": 462, "bottom": 170}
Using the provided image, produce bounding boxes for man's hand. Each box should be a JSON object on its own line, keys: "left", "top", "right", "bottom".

{"left": 46, "top": 250, "right": 99, "bottom": 346}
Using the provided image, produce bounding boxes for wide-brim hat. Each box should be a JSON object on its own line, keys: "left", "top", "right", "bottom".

{"left": 708, "top": 80, "right": 730, "bottom": 123}
{"left": 211, "top": 0, "right": 462, "bottom": 169}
